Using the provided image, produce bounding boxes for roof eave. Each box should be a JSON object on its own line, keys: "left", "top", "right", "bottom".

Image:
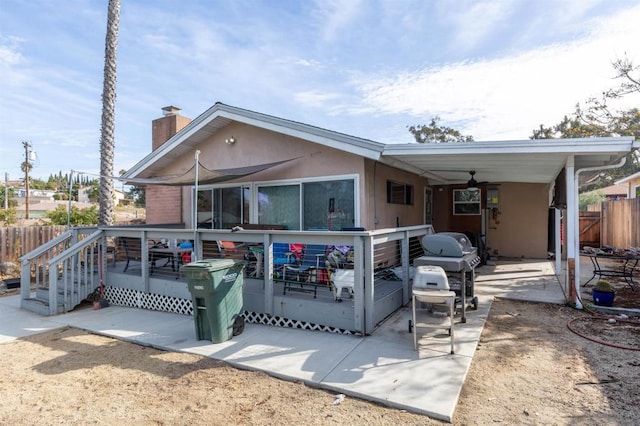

{"left": 382, "top": 137, "right": 637, "bottom": 156}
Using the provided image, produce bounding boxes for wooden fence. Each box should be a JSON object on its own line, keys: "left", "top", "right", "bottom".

{"left": 0, "top": 226, "right": 67, "bottom": 265}
{"left": 579, "top": 211, "right": 601, "bottom": 248}
{"left": 601, "top": 198, "right": 640, "bottom": 249}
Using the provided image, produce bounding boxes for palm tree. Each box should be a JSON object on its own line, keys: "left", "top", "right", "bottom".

{"left": 99, "top": 0, "right": 120, "bottom": 226}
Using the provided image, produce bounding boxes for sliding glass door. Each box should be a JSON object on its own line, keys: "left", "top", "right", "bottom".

{"left": 196, "top": 176, "right": 357, "bottom": 230}
{"left": 197, "top": 186, "right": 250, "bottom": 229}
{"left": 257, "top": 184, "right": 300, "bottom": 230}
{"left": 303, "top": 180, "right": 355, "bottom": 230}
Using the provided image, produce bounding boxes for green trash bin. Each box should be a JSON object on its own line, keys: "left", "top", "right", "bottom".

{"left": 182, "top": 259, "right": 245, "bottom": 343}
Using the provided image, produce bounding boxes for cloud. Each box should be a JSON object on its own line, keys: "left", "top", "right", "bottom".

{"left": 314, "top": 0, "right": 365, "bottom": 42}
{"left": 339, "top": 3, "right": 640, "bottom": 140}
{"left": 294, "top": 90, "right": 343, "bottom": 108}
{"left": 0, "top": 36, "right": 24, "bottom": 66}
{"left": 443, "top": 0, "right": 515, "bottom": 52}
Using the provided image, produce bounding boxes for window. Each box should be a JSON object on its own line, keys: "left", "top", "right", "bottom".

{"left": 258, "top": 184, "right": 300, "bottom": 230}
{"left": 453, "top": 189, "right": 481, "bottom": 215}
{"left": 635, "top": 185, "right": 640, "bottom": 198}
{"left": 303, "top": 180, "right": 355, "bottom": 230}
{"left": 387, "top": 181, "right": 413, "bottom": 205}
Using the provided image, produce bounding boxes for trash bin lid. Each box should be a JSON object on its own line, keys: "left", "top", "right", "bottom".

{"left": 181, "top": 258, "right": 239, "bottom": 272}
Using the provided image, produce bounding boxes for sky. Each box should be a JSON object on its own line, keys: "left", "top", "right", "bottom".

{"left": 1, "top": 0, "right": 639, "bottom": 182}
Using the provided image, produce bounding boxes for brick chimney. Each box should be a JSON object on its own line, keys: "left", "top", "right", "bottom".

{"left": 145, "top": 106, "right": 192, "bottom": 225}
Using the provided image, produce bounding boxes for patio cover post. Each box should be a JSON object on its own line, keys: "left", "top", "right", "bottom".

{"left": 565, "top": 157, "right": 579, "bottom": 307}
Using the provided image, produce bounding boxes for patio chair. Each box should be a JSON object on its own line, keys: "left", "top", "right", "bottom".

{"left": 217, "top": 240, "right": 238, "bottom": 257}
{"left": 283, "top": 244, "right": 328, "bottom": 283}
{"left": 246, "top": 245, "right": 264, "bottom": 278}
{"left": 117, "top": 237, "right": 142, "bottom": 273}
{"left": 272, "top": 243, "right": 296, "bottom": 268}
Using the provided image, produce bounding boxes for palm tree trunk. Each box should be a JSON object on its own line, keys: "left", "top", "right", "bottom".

{"left": 99, "top": 0, "right": 120, "bottom": 226}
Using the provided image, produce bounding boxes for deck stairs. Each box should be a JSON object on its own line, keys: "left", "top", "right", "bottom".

{"left": 20, "top": 229, "right": 107, "bottom": 316}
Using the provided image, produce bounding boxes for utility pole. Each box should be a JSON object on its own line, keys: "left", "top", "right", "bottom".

{"left": 4, "top": 173, "right": 8, "bottom": 210}
{"left": 22, "top": 141, "right": 32, "bottom": 219}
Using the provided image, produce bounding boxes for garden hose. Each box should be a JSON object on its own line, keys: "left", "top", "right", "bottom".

{"left": 567, "top": 315, "right": 640, "bottom": 351}
{"left": 567, "top": 288, "right": 639, "bottom": 351}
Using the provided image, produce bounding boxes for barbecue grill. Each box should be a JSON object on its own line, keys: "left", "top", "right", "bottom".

{"left": 409, "top": 265, "right": 456, "bottom": 353}
{"left": 413, "top": 232, "right": 481, "bottom": 322}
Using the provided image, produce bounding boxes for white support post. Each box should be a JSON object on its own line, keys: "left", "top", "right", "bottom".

{"left": 565, "top": 156, "right": 580, "bottom": 308}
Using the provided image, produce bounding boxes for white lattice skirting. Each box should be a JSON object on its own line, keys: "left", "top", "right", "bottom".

{"left": 104, "top": 286, "right": 356, "bottom": 335}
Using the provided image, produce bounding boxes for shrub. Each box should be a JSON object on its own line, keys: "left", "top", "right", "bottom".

{"left": 46, "top": 205, "right": 98, "bottom": 225}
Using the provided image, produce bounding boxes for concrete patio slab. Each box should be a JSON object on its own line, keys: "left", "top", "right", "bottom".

{"left": 1, "top": 259, "right": 570, "bottom": 422}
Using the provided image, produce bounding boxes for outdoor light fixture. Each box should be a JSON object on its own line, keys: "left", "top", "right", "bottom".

{"left": 225, "top": 136, "right": 235, "bottom": 145}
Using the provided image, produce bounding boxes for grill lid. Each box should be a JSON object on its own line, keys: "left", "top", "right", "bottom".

{"left": 422, "top": 232, "right": 476, "bottom": 257}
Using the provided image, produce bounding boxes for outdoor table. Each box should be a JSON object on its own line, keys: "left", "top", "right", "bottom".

{"left": 580, "top": 252, "right": 638, "bottom": 290}
{"left": 149, "top": 246, "right": 192, "bottom": 274}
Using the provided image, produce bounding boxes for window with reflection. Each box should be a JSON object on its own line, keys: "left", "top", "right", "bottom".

{"left": 453, "top": 189, "right": 481, "bottom": 215}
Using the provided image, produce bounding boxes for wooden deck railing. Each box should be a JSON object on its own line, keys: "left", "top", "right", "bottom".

{"left": 18, "top": 224, "right": 434, "bottom": 334}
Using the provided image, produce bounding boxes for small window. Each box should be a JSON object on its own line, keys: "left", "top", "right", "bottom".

{"left": 635, "top": 185, "right": 640, "bottom": 198}
{"left": 453, "top": 189, "right": 481, "bottom": 215}
{"left": 387, "top": 181, "right": 413, "bottom": 205}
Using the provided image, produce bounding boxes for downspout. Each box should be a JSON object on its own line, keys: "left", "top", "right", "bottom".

{"left": 571, "top": 156, "right": 626, "bottom": 308}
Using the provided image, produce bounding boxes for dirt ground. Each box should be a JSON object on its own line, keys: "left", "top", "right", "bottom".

{"left": 0, "top": 296, "right": 638, "bottom": 426}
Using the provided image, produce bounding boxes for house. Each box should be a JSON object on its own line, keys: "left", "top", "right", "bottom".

{"left": 124, "top": 103, "right": 637, "bottom": 262}
{"left": 78, "top": 186, "right": 126, "bottom": 205}
{"left": 582, "top": 183, "right": 628, "bottom": 201}
{"left": 18, "top": 103, "right": 636, "bottom": 328}
{"left": 615, "top": 171, "right": 640, "bottom": 198}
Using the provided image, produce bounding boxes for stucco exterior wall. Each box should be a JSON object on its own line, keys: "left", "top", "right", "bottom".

{"left": 167, "top": 123, "right": 431, "bottom": 230}
{"left": 170, "top": 122, "right": 368, "bottom": 228}
{"left": 363, "top": 160, "right": 429, "bottom": 230}
{"left": 431, "top": 182, "right": 550, "bottom": 259}
{"left": 485, "top": 182, "right": 550, "bottom": 259}
{"left": 628, "top": 177, "right": 640, "bottom": 198}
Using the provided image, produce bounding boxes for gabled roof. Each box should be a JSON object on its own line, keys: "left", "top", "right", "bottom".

{"left": 124, "top": 102, "right": 638, "bottom": 186}
{"left": 581, "top": 183, "right": 628, "bottom": 197}
{"left": 125, "top": 102, "right": 385, "bottom": 180}
{"left": 615, "top": 170, "right": 640, "bottom": 185}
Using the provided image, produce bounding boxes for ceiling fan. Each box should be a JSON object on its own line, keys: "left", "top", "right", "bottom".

{"left": 466, "top": 171, "right": 499, "bottom": 189}
{"left": 427, "top": 169, "right": 500, "bottom": 188}
{"left": 466, "top": 171, "right": 479, "bottom": 189}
